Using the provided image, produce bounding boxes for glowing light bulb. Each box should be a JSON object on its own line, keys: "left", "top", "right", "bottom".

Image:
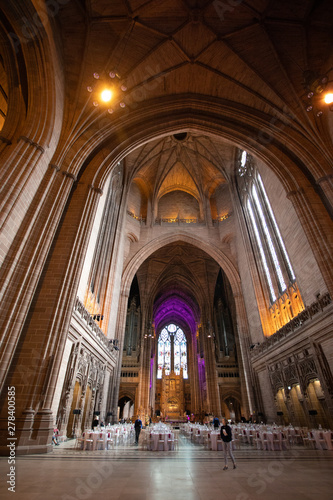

{"left": 101, "top": 89, "right": 112, "bottom": 102}
{"left": 324, "top": 92, "right": 333, "bottom": 104}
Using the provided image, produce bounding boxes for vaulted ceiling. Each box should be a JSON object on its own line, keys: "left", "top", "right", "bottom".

{"left": 126, "top": 132, "right": 230, "bottom": 200}
{"left": 136, "top": 241, "right": 221, "bottom": 333}
{"left": 58, "top": 0, "right": 333, "bottom": 154}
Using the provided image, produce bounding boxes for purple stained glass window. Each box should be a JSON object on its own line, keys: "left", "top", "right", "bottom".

{"left": 157, "top": 324, "right": 188, "bottom": 379}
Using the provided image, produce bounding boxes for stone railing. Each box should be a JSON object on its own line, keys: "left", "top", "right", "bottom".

{"left": 212, "top": 213, "right": 231, "bottom": 225}
{"left": 127, "top": 210, "right": 146, "bottom": 223}
{"left": 250, "top": 292, "right": 332, "bottom": 357}
{"left": 155, "top": 217, "right": 205, "bottom": 225}
{"left": 73, "top": 297, "right": 118, "bottom": 356}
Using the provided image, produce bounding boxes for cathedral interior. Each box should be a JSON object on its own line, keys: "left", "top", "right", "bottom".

{"left": 0, "top": 0, "right": 333, "bottom": 461}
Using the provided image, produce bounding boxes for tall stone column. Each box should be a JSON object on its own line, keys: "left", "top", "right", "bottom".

{"left": 136, "top": 322, "right": 154, "bottom": 419}
{"left": 233, "top": 291, "right": 255, "bottom": 418}
{"left": 57, "top": 341, "right": 81, "bottom": 437}
{"left": 109, "top": 290, "right": 129, "bottom": 423}
{"left": 0, "top": 179, "right": 103, "bottom": 455}
{"left": 0, "top": 163, "right": 70, "bottom": 394}
{"left": 287, "top": 187, "right": 333, "bottom": 297}
{"left": 85, "top": 168, "right": 123, "bottom": 329}
{"left": 203, "top": 321, "right": 221, "bottom": 418}
{"left": 189, "top": 329, "right": 201, "bottom": 416}
{"left": 316, "top": 174, "right": 333, "bottom": 212}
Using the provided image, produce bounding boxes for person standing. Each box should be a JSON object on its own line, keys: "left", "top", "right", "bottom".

{"left": 134, "top": 416, "right": 142, "bottom": 445}
{"left": 220, "top": 418, "right": 236, "bottom": 470}
{"left": 213, "top": 416, "right": 220, "bottom": 429}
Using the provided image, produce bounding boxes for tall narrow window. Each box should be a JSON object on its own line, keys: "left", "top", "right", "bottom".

{"left": 157, "top": 324, "right": 188, "bottom": 379}
{"left": 247, "top": 198, "right": 277, "bottom": 302}
{"left": 257, "top": 175, "right": 296, "bottom": 282}
{"left": 252, "top": 184, "right": 286, "bottom": 293}
{"left": 237, "top": 150, "right": 304, "bottom": 334}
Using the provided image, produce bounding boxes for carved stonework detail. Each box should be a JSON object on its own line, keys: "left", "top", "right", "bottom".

{"left": 284, "top": 364, "right": 298, "bottom": 386}
{"left": 269, "top": 367, "right": 284, "bottom": 391}
{"left": 298, "top": 358, "right": 318, "bottom": 383}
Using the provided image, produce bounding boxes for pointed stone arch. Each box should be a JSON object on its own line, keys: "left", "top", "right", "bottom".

{"left": 121, "top": 232, "right": 242, "bottom": 299}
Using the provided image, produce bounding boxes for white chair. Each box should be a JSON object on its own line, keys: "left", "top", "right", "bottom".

{"left": 147, "top": 433, "right": 154, "bottom": 451}
{"left": 280, "top": 431, "right": 289, "bottom": 450}
{"left": 253, "top": 431, "right": 263, "bottom": 450}
{"left": 292, "top": 428, "right": 303, "bottom": 445}
{"left": 106, "top": 432, "right": 114, "bottom": 450}
{"left": 272, "top": 432, "right": 282, "bottom": 451}
{"left": 158, "top": 433, "right": 165, "bottom": 451}
{"left": 303, "top": 431, "right": 316, "bottom": 449}
{"left": 203, "top": 431, "right": 210, "bottom": 449}
{"left": 96, "top": 432, "right": 106, "bottom": 450}
{"left": 167, "top": 433, "right": 174, "bottom": 451}
{"left": 232, "top": 434, "right": 241, "bottom": 450}
{"left": 241, "top": 429, "right": 248, "bottom": 444}
{"left": 84, "top": 432, "right": 94, "bottom": 451}
{"left": 316, "top": 431, "right": 327, "bottom": 450}
{"left": 140, "top": 429, "right": 147, "bottom": 449}
{"left": 173, "top": 430, "right": 180, "bottom": 450}
{"left": 216, "top": 437, "right": 223, "bottom": 451}
{"left": 261, "top": 432, "right": 272, "bottom": 451}
{"left": 75, "top": 433, "right": 85, "bottom": 450}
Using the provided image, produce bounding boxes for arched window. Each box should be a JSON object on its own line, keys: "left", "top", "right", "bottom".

{"left": 157, "top": 324, "right": 188, "bottom": 379}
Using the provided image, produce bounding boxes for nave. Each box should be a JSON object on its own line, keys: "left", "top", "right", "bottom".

{"left": 1, "top": 430, "right": 332, "bottom": 500}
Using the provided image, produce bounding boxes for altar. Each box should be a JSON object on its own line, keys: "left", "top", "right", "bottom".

{"left": 159, "top": 369, "right": 185, "bottom": 420}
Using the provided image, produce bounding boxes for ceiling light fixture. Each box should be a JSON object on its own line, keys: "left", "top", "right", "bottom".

{"left": 303, "top": 68, "right": 333, "bottom": 116}
{"left": 101, "top": 89, "right": 112, "bottom": 102}
{"left": 86, "top": 18, "right": 137, "bottom": 114}
{"left": 87, "top": 72, "right": 127, "bottom": 113}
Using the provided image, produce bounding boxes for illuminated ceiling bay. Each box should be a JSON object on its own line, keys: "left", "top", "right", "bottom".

{"left": 154, "top": 292, "right": 198, "bottom": 336}
{"left": 135, "top": 240, "right": 222, "bottom": 333}
{"left": 126, "top": 132, "right": 232, "bottom": 223}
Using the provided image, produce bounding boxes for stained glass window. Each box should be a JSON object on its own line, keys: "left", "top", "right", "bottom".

{"left": 157, "top": 324, "right": 188, "bottom": 379}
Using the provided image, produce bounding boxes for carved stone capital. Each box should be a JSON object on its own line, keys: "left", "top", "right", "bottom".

{"left": 316, "top": 173, "right": 333, "bottom": 185}
{"left": 62, "top": 171, "right": 77, "bottom": 182}
{"left": 18, "top": 135, "right": 44, "bottom": 153}
{"left": 49, "top": 163, "right": 61, "bottom": 172}
{"left": 89, "top": 184, "right": 103, "bottom": 196}
{"left": 0, "top": 135, "right": 12, "bottom": 145}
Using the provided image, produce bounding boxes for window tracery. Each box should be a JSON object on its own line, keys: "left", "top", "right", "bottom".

{"left": 237, "top": 150, "right": 304, "bottom": 335}
{"left": 157, "top": 324, "right": 188, "bottom": 379}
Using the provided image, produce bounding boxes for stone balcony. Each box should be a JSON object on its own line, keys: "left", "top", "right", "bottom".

{"left": 73, "top": 297, "right": 118, "bottom": 361}
{"left": 250, "top": 292, "right": 332, "bottom": 358}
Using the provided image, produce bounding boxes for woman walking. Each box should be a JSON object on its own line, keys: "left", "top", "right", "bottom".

{"left": 220, "top": 418, "right": 236, "bottom": 470}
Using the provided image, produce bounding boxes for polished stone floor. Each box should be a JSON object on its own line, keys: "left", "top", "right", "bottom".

{"left": 0, "top": 434, "right": 332, "bottom": 500}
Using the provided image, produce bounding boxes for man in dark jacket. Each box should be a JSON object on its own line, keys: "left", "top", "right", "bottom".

{"left": 220, "top": 418, "right": 236, "bottom": 470}
{"left": 134, "top": 416, "right": 142, "bottom": 445}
